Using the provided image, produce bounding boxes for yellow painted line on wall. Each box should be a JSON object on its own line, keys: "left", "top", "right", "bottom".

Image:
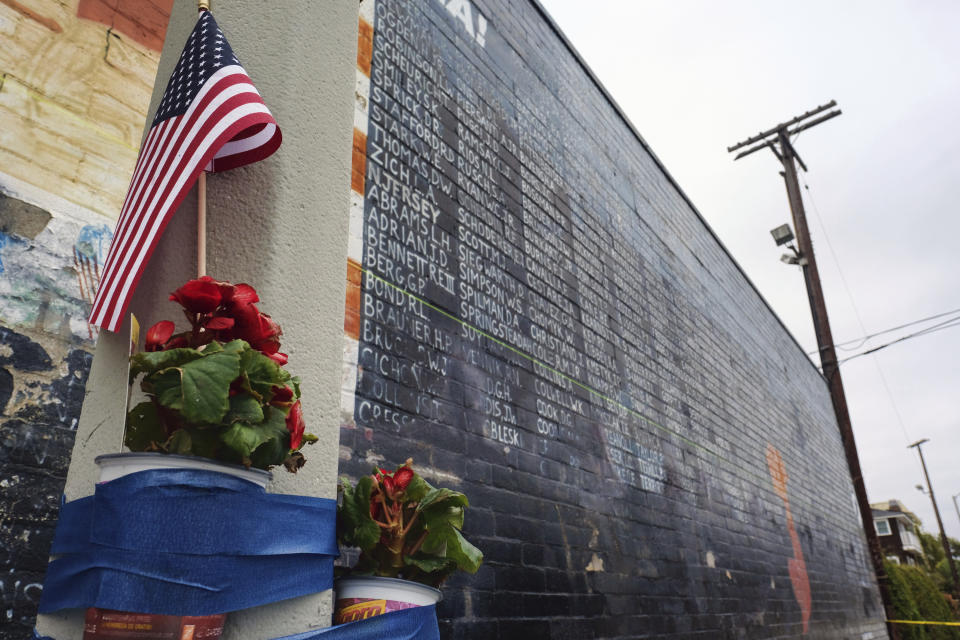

{"left": 361, "top": 266, "right": 774, "bottom": 490}
{"left": 0, "top": 73, "right": 139, "bottom": 152}
{"left": 888, "top": 620, "right": 960, "bottom": 626}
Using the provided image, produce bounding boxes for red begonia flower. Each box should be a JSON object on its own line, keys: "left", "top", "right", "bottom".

{"left": 381, "top": 474, "right": 396, "bottom": 497}
{"left": 286, "top": 400, "right": 305, "bottom": 450}
{"left": 231, "top": 283, "right": 259, "bottom": 306}
{"left": 145, "top": 321, "right": 175, "bottom": 352}
{"left": 169, "top": 276, "right": 222, "bottom": 313}
{"left": 393, "top": 466, "right": 414, "bottom": 492}
{"left": 267, "top": 352, "right": 288, "bottom": 366}
{"left": 271, "top": 385, "right": 294, "bottom": 404}
{"left": 204, "top": 316, "right": 235, "bottom": 330}
{"left": 247, "top": 314, "right": 281, "bottom": 351}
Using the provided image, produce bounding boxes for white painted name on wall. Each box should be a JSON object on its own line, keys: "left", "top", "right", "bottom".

{"left": 436, "top": 0, "right": 488, "bottom": 47}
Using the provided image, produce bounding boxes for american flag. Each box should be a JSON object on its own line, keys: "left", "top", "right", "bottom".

{"left": 89, "top": 10, "right": 281, "bottom": 332}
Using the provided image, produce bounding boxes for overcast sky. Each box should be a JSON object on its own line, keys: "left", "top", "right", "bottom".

{"left": 538, "top": 0, "right": 960, "bottom": 539}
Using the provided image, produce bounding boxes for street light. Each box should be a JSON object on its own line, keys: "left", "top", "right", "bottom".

{"left": 909, "top": 438, "right": 960, "bottom": 597}
{"left": 770, "top": 224, "right": 807, "bottom": 266}
{"left": 770, "top": 224, "right": 795, "bottom": 246}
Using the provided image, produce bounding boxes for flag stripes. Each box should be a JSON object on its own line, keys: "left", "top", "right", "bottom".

{"left": 89, "top": 11, "right": 281, "bottom": 331}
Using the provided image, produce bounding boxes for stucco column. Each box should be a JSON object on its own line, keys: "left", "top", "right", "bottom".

{"left": 35, "top": 0, "right": 356, "bottom": 637}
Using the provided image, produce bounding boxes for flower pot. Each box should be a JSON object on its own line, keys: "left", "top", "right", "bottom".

{"left": 83, "top": 608, "right": 226, "bottom": 640}
{"left": 95, "top": 452, "right": 272, "bottom": 488}
{"left": 333, "top": 576, "right": 442, "bottom": 624}
{"left": 82, "top": 453, "right": 271, "bottom": 639}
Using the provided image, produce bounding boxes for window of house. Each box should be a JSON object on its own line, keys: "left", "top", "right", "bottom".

{"left": 876, "top": 519, "right": 891, "bottom": 536}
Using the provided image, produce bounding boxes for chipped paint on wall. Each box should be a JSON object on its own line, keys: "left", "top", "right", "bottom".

{"left": 0, "top": 0, "right": 167, "bottom": 218}
{"left": 0, "top": 173, "right": 113, "bottom": 341}
{"left": 0, "top": 1, "right": 169, "bottom": 634}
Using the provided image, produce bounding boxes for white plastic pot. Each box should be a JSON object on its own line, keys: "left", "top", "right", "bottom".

{"left": 95, "top": 452, "right": 272, "bottom": 488}
{"left": 83, "top": 453, "right": 269, "bottom": 639}
{"left": 334, "top": 576, "right": 442, "bottom": 624}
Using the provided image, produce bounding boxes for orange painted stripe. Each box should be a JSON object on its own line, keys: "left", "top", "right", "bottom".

{"left": 344, "top": 258, "right": 363, "bottom": 339}
{"left": 352, "top": 128, "right": 367, "bottom": 195}
{"left": 357, "top": 17, "right": 373, "bottom": 77}
{"left": 2, "top": 0, "right": 62, "bottom": 32}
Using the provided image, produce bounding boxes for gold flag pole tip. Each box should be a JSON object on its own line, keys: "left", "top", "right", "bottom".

{"left": 198, "top": 0, "right": 210, "bottom": 10}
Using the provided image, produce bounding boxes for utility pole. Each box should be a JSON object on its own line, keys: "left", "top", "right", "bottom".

{"left": 728, "top": 101, "right": 900, "bottom": 640}
{"left": 953, "top": 493, "right": 960, "bottom": 528}
{"left": 909, "top": 438, "right": 960, "bottom": 598}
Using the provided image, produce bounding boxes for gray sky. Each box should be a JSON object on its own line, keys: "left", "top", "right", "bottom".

{"left": 538, "top": 0, "right": 960, "bottom": 539}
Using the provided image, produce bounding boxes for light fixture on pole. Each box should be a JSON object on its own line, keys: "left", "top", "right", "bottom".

{"left": 909, "top": 438, "right": 960, "bottom": 597}
{"left": 770, "top": 224, "right": 806, "bottom": 266}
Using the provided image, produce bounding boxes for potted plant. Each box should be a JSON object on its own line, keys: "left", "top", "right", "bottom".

{"left": 83, "top": 276, "right": 316, "bottom": 640}
{"left": 117, "top": 275, "right": 316, "bottom": 474}
{"left": 334, "top": 459, "right": 483, "bottom": 623}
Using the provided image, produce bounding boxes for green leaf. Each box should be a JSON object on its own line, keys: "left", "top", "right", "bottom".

{"left": 403, "top": 553, "right": 454, "bottom": 574}
{"left": 124, "top": 401, "right": 166, "bottom": 451}
{"left": 151, "top": 369, "right": 185, "bottom": 410}
{"left": 420, "top": 522, "right": 483, "bottom": 574}
{"left": 167, "top": 429, "right": 193, "bottom": 454}
{"left": 218, "top": 339, "right": 248, "bottom": 355}
{"left": 178, "top": 348, "right": 242, "bottom": 423}
{"left": 182, "top": 427, "right": 223, "bottom": 459}
{"left": 248, "top": 434, "right": 287, "bottom": 469}
{"left": 444, "top": 527, "right": 483, "bottom": 573}
{"left": 422, "top": 503, "right": 465, "bottom": 531}
{"left": 226, "top": 394, "right": 264, "bottom": 424}
{"left": 219, "top": 405, "right": 287, "bottom": 459}
{"left": 416, "top": 487, "right": 468, "bottom": 514}
{"left": 339, "top": 475, "right": 380, "bottom": 551}
{"left": 130, "top": 348, "right": 203, "bottom": 381}
{"left": 403, "top": 473, "right": 432, "bottom": 503}
{"left": 239, "top": 349, "right": 285, "bottom": 401}
{"left": 199, "top": 341, "right": 224, "bottom": 354}
{"left": 247, "top": 407, "right": 293, "bottom": 469}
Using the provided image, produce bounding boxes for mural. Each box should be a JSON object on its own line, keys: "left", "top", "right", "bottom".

{"left": 0, "top": 177, "right": 109, "bottom": 637}
{"left": 1, "top": 3, "right": 169, "bottom": 633}
{"left": 338, "top": 0, "right": 887, "bottom": 637}
{"left": 767, "top": 444, "right": 812, "bottom": 634}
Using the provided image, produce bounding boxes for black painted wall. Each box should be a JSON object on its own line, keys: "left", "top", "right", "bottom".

{"left": 0, "top": 190, "right": 100, "bottom": 639}
{"left": 339, "top": 0, "right": 889, "bottom": 638}
{"left": 0, "top": 331, "right": 92, "bottom": 639}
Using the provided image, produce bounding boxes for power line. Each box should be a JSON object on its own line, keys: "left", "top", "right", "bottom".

{"left": 836, "top": 316, "right": 960, "bottom": 365}
{"left": 807, "top": 306, "right": 960, "bottom": 354}
{"left": 797, "top": 174, "right": 917, "bottom": 452}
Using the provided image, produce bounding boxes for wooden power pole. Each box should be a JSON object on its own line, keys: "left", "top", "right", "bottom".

{"left": 910, "top": 438, "right": 960, "bottom": 599}
{"left": 728, "top": 102, "right": 900, "bottom": 640}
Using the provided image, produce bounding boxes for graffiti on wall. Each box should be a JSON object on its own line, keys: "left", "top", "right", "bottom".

{"left": 767, "top": 444, "right": 812, "bottom": 633}
{"left": 336, "top": 1, "right": 885, "bottom": 637}
{"left": 0, "top": 174, "right": 109, "bottom": 636}
{"left": 1, "top": 0, "right": 170, "bottom": 632}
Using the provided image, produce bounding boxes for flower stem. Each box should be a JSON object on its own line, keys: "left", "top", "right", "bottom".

{"left": 407, "top": 530, "right": 429, "bottom": 556}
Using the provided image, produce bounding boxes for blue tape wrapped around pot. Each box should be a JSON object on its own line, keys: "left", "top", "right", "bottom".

{"left": 39, "top": 468, "right": 338, "bottom": 616}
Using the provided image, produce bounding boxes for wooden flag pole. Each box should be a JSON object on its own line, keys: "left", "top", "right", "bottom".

{"left": 197, "top": 0, "right": 209, "bottom": 277}
{"left": 197, "top": 171, "right": 207, "bottom": 277}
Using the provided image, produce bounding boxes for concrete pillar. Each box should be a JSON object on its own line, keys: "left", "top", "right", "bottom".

{"left": 35, "top": 0, "right": 357, "bottom": 637}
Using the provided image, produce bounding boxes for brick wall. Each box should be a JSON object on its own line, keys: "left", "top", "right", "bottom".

{"left": 338, "top": 1, "right": 889, "bottom": 638}
{"left": 0, "top": 1, "right": 168, "bottom": 636}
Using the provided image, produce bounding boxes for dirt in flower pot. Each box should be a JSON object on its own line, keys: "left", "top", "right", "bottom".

{"left": 84, "top": 608, "right": 226, "bottom": 640}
